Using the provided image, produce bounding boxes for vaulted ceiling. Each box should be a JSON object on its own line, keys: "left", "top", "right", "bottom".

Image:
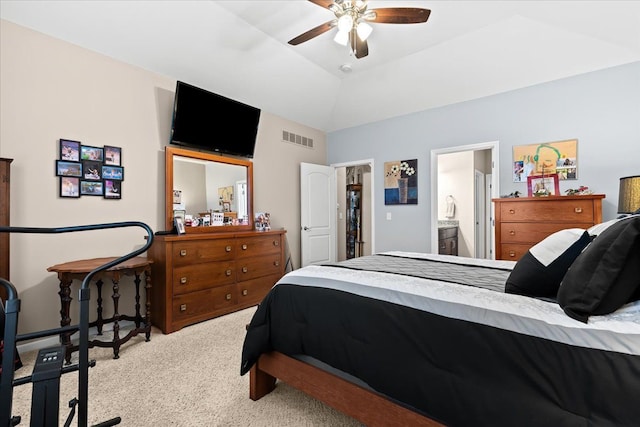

{"left": 2, "top": 1, "right": 639, "bottom": 132}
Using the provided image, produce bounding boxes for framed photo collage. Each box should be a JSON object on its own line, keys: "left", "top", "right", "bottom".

{"left": 56, "top": 139, "right": 123, "bottom": 199}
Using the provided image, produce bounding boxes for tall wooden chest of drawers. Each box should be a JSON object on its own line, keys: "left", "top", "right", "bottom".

{"left": 149, "top": 229, "right": 286, "bottom": 333}
{"left": 493, "top": 195, "right": 604, "bottom": 261}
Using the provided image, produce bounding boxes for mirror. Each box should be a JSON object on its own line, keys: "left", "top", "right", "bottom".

{"left": 165, "top": 146, "right": 253, "bottom": 233}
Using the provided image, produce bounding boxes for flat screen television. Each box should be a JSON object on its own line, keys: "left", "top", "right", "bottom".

{"left": 169, "top": 81, "right": 261, "bottom": 158}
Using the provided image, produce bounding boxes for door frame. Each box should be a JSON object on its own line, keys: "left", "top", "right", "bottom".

{"left": 430, "top": 141, "right": 499, "bottom": 257}
{"left": 331, "top": 158, "right": 376, "bottom": 257}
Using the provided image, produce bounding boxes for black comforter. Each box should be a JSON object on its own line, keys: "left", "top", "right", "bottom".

{"left": 241, "top": 254, "right": 640, "bottom": 427}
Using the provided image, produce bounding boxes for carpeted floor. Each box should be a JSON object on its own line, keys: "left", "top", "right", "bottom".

{"left": 8, "top": 307, "right": 361, "bottom": 426}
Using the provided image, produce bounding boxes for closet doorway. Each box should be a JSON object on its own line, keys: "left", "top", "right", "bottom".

{"left": 333, "top": 160, "right": 375, "bottom": 261}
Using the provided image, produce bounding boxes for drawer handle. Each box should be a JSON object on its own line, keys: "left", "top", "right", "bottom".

{"left": 509, "top": 230, "right": 515, "bottom": 235}
{"left": 180, "top": 277, "right": 187, "bottom": 284}
{"left": 242, "top": 289, "right": 248, "bottom": 296}
{"left": 274, "top": 261, "right": 280, "bottom": 267}
{"left": 180, "top": 304, "right": 187, "bottom": 312}
{"left": 273, "top": 240, "right": 279, "bottom": 246}
{"left": 225, "top": 293, "right": 232, "bottom": 301}
{"left": 225, "top": 269, "right": 232, "bottom": 276}
{"left": 440, "top": 244, "right": 445, "bottom": 249}
{"left": 509, "top": 251, "right": 516, "bottom": 258}
{"left": 225, "top": 245, "right": 232, "bottom": 252}
{"left": 242, "top": 244, "right": 248, "bottom": 250}
{"left": 242, "top": 266, "right": 248, "bottom": 273}
{"left": 574, "top": 207, "right": 583, "bottom": 213}
{"left": 509, "top": 209, "right": 515, "bottom": 214}
{"left": 180, "top": 249, "right": 187, "bottom": 256}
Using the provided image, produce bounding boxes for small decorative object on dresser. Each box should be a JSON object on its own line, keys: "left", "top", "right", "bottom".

{"left": 527, "top": 173, "right": 560, "bottom": 197}
{"left": 493, "top": 194, "right": 605, "bottom": 260}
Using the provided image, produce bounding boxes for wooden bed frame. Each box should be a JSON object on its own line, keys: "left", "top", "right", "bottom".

{"left": 249, "top": 351, "right": 444, "bottom": 427}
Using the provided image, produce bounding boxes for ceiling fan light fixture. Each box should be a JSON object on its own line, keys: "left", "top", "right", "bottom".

{"left": 362, "top": 10, "right": 376, "bottom": 21}
{"left": 328, "top": 3, "right": 342, "bottom": 14}
{"left": 334, "top": 29, "right": 349, "bottom": 46}
{"left": 356, "top": 21, "right": 372, "bottom": 41}
{"left": 337, "top": 14, "right": 353, "bottom": 32}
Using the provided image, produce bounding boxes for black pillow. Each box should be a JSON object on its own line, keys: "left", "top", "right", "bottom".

{"left": 505, "top": 228, "right": 592, "bottom": 298}
{"left": 558, "top": 216, "right": 640, "bottom": 323}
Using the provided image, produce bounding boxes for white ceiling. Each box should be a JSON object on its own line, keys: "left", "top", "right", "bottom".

{"left": 2, "top": 1, "right": 639, "bottom": 132}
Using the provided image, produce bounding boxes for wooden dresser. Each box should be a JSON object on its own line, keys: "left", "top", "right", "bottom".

{"left": 493, "top": 194, "right": 604, "bottom": 261}
{"left": 149, "top": 229, "right": 286, "bottom": 334}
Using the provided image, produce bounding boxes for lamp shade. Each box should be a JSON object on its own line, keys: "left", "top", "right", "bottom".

{"left": 617, "top": 175, "right": 640, "bottom": 214}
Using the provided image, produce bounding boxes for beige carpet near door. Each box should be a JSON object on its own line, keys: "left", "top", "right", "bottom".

{"left": 9, "top": 307, "right": 361, "bottom": 426}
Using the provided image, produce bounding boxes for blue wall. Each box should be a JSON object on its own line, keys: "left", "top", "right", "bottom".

{"left": 327, "top": 62, "right": 640, "bottom": 253}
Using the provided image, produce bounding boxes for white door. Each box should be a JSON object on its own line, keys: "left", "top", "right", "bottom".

{"left": 301, "top": 162, "right": 336, "bottom": 267}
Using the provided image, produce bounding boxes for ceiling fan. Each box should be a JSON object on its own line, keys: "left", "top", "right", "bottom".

{"left": 288, "top": 0, "right": 431, "bottom": 59}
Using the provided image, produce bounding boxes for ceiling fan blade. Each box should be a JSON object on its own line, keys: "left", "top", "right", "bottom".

{"left": 351, "top": 29, "right": 369, "bottom": 59}
{"left": 288, "top": 20, "right": 336, "bottom": 45}
{"left": 308, "top": 0, "right": 335, "bottom": 8}
{"left": 368, "top": 8, "right": 431, "bottom": 24}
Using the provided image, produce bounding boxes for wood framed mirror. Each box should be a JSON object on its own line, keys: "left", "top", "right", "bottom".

{"left": 165, "top": 146, "right": 254, "bottom": 233}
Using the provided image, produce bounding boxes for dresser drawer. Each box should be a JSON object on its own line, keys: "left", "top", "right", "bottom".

{"left": 171, "top": 239, "right": 235, "bottom": 267}
{"left": 171, "top": 285, "right": 236, "bottom": 323}
{"left": 236, "top": 273, "right": 281, "bottom": 307}
{"left": 499, "top": 222, "right": 590, "bottom": 244}
{"left": 500, "top": 244, "right": 533, "bottom": 261}
{"left": 236, "top": 234, "right": 282, "bottom": 258}
{"left": 172, "top": 261, "right": 235, "bottom": 295}
{"left": 499, "top": 199, "right": 595, "bottom": 223}
{"left": 237, "top": 255, "right": 282, "bottom": 282}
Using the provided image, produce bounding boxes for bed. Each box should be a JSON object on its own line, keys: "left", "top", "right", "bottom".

{"left": 241, "top": 217, "right": 640, "bottom": 426}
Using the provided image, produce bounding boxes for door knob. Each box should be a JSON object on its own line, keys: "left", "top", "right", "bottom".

{"left": 303, "top": 226, "right": 310, "bottom": 231}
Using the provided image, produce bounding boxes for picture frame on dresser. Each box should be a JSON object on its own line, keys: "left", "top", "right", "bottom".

{"left": 174, "top": 217, "right": 186, "bottom": 235}
{"left": 527, "top": 173, "right": 560, "bottom": 197}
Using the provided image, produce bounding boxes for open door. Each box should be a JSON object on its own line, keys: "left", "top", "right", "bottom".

{"left": 300, "top": 163, "right": 336, "bottom": 267}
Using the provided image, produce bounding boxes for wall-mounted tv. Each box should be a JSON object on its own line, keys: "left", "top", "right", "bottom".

{"left": 169, "top": 81, "right": 261, "bottom": 158}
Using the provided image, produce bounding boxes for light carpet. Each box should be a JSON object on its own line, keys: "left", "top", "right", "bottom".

{"left": 9, "top": 307, "right": 361, "bottom": 426}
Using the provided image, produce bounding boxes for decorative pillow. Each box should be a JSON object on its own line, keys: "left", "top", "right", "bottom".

{"left": 588, "top": 214, "right": 640, "bottom": 237}
{"left": 558, "top": 215, "right": 640, "bottom": 323}
{"left": 505, "top": 228, "right": 592, "bottom": 298}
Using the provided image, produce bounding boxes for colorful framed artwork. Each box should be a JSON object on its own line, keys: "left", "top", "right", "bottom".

{"left": 80, "top": 145, "right": 104, "bottom": 162}
{"left": 104, "top": 145, "right": 121, "bottom": 166}
{"left": 59, "top": 139, "right": 81, "bottom": 161}
{"left": 384, "top": 159, "right": 418, "bottom": 205}
{"left": 513, "top": 139, "right": 577, "bottom": 182}
{"left": 80, "top": 180, "right": 104, "bottom": 196}
{"left": 56, "top": 160, "right": 82, "bottom": 177}
{"left": 527, "top": 173, "right": 560, "bottom": 197}
{"left": 104, "top": 179, "right": 121, "bottom": 199}
{"left": 59, "top": 177, "right": 80, "bottom": 198}
{"left": 102, "top": 165, "right": 124, "bottom": 180}
{"left": 82, "top": 160, "right": 102, "bottom": 180}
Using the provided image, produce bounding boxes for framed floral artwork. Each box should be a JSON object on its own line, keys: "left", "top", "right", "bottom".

{"left": 384, "top": 159, "right": 418, "bottom": 205}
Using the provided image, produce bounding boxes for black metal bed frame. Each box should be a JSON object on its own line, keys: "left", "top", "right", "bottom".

{"left": 1, "top": 221, "right": 154, "bottom": 427}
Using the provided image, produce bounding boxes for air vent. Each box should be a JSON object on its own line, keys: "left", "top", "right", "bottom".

{"left": 282, "top": 130, "right": 314, "bottom": 149}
